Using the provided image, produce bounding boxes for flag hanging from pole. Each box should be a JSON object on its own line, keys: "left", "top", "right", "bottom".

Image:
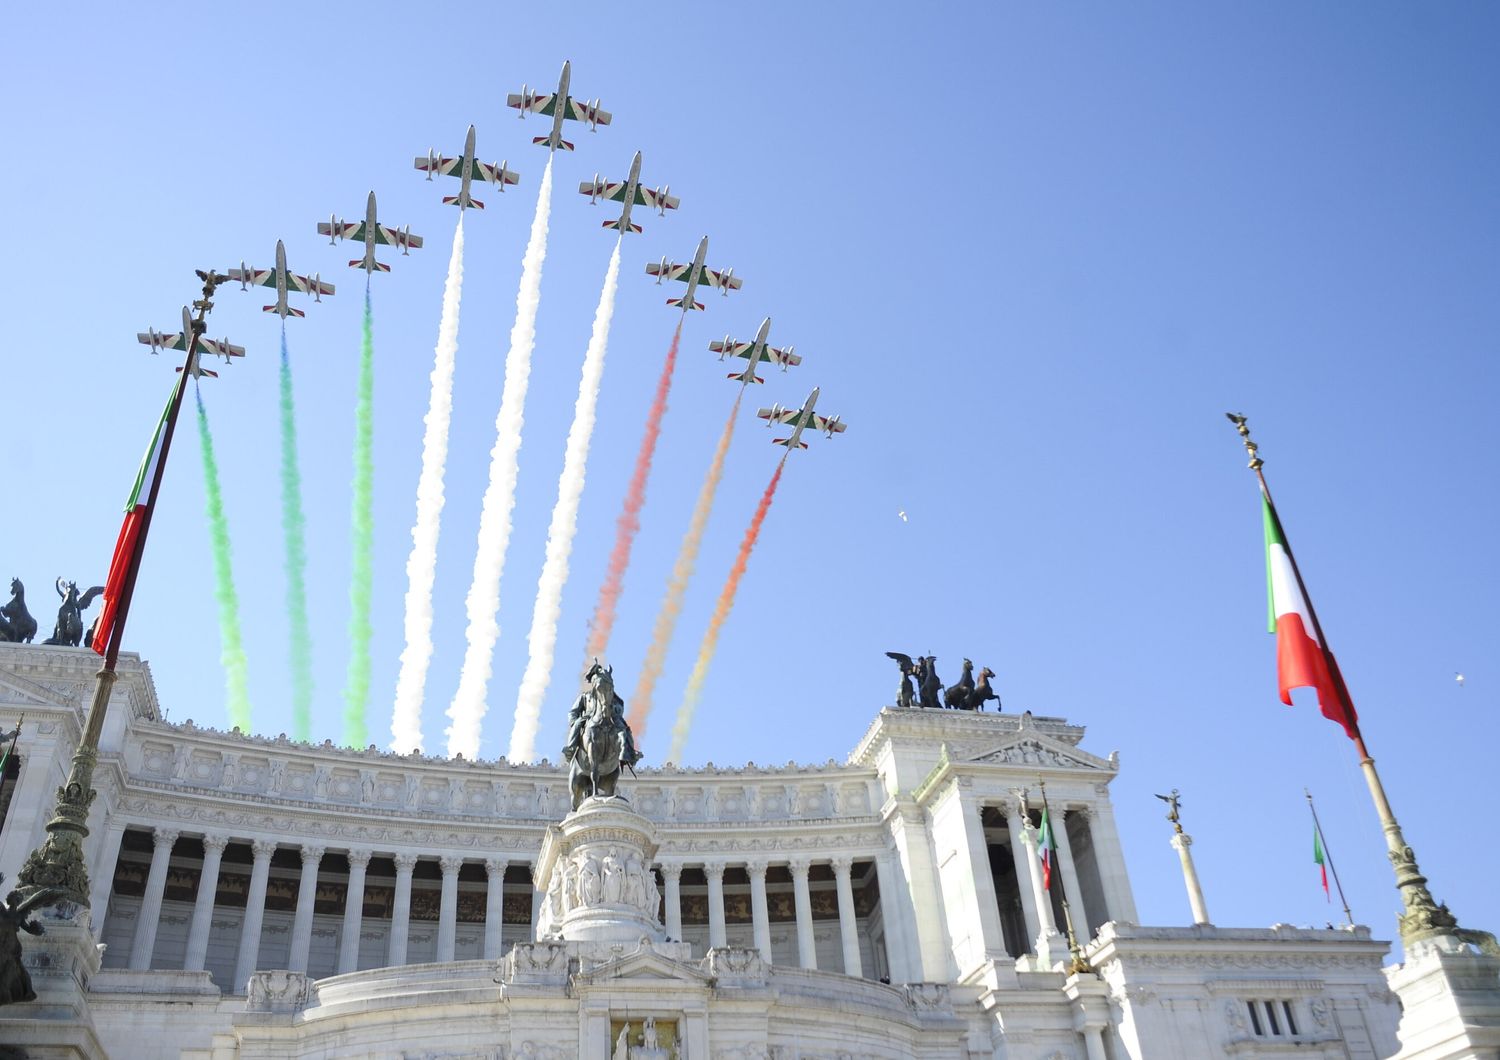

{"left": 1037, "top": 806, "right": 1055, "bottom": 890}
{"left": 93, "top": 386, "right": 174, "bottom": 656}
{"left": 0, "top": 718, "right": 20, "bottom": 778}
{"left": 1262, "top": 493, "right": 1359, "bottom": 740}
{"left": 1313, "top": 822, "right": 1330, "bottom": 901}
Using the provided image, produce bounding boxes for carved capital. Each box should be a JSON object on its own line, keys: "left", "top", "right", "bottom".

{"left": 830, "top": 854, "right": 854, "bottom": 878}
{"left": 744, "top": 859, "right": 769, "bottom": 880}
{"left": 484, "top": 857, "right": 510, "bottom": 879}
{"left": 300, "top": 844, "right": 326, "bottom": 864}
{"left": 393, "top": 852, "right": 420, "bottom": 873}
{"left": 251, "top": 838, "right": 278, "bottom": 861}
{"left": 703, "top": 860, "right": 727, "bottom": 880}
{"left": 439, "top": 855, "right": 464, "bottom": 875}
{"left": 659, "top": 862, "right": 683, "bottom": 884}
{"left": 152, "top": 827, "right": 180, "bottom": 850}
{"left": 346, "top": 848, "right": 373, "bottom": 871}
{"left": 788, "top": 857, "right": 812, "bottom": 878}
{"left": 200, "top": 832, "right": 230, "bottom": 856}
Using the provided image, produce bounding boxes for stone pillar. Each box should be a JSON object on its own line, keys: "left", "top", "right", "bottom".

{"left": 128, "top": 827, "right": 179, "bottom": 970}
{"left": 88, "top": 819, "right": 128, "bottom": 938}
{"left": 483, "top": 857, "right": 508, "bottom": 960}
{"left": 1005, "top": 806, "right": 1041, "bottom": 951}
{"left": 662, "top": 863, "right": 683, "bottom": 941}
{"left": 233, "top": 839, "right": 276, "bottom": 992}
{"left": 704, "top": 861, "right": 727, "bottom": 950}
{"left": 339, "top": 848, "right": 371, "bottom": 974}
{"left": 874, "top": 852, "right": 916, "bottom": 982}
{"left": 831, "top": 855, "right": 863, "bottom": 978}
{"left": 930, "top": 782, "right": 1008, "bottom": 969}
{"left": 184, "top": 832, "right": 228, "bottom": 972}
{"left": 529, "top": 861, "right": 543, "bottom": 935}
{"left": 288, "top": 844, "right": 325, "bottom": 973}
{"left": 388, "top": 852, "right": 417, "bottom": 966}
{"left": 746, "top": 859, "right": 772, "bottom": 963}
{"left": 1053, "top": 810, "right": 1091, "bottom": 939}
{"left": 437, "top": 855, "right": 462, "bottom": 961}
{"left": 1020, "top": 815, "right": 1066, "bottom": 965}
{"left": 790, "top": 858, "right": 817, "bottom": 970}
{"left": 1171, "top": 832, "right": 1211, "bottom": 925}
{"left": 1087, "top": 787, "right": 1139, "bottom": 924}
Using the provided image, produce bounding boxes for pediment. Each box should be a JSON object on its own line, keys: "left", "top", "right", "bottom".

{"left": 0, "top": 670, "right": 73, "bottom": 710}
{"left": 962, "top": 732, "right": 1114, "bottom": 772}
{"left": 575, "top": 945, "right": 714, "bottom": 986}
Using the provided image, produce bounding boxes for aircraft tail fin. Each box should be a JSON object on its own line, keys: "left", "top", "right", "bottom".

{"left": 603, "top": 219, "right": 643, "bottom": 234}
{"left": 729, "top": 372, "right": 765, "bottom": 384}
{"left": 666, "top": 297, "right": 705, "bottom": 310}
{"left": 264, "top": 305, "right": 306, "bottom": 318}
{"left": 772, "top": 438, "right": 807, "bottom": 449}
{"left": 533, "top": 136, "right": 575, "bottom": 151}
{"left": 444, "top": 195, "right": 484, "bottom": 209}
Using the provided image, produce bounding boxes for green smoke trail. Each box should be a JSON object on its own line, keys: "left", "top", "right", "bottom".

{"left": 342, "top": 284, "right": 374, "bottom": 747}
{"left": 194, "top": 384, "right": 252, "bottom": 731}
{"left": 279, "top": 325, "right": 314, "bottom": 740}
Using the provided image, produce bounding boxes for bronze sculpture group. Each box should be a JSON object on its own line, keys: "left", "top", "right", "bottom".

{"left": 0, "top": 578, "right": 103, "bottom": 647}
{"left": 885, "top": 652, "right": 1000, "bottom": 711}
{"left": 563, "top": 661, "right": 644, "bottom": 811}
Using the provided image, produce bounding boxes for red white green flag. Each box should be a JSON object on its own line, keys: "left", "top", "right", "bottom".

{"left": 1262, "top": 493, "right": 1359, "bottom": 740}
{"left": 1037, "top": 807, "right": 1055, "bottom": 890}
{"left": 93, "top": 388, "right": 173, "bottom": 656}
{"left": 1313, "top": 823, "right": 1329, "bottom": 901}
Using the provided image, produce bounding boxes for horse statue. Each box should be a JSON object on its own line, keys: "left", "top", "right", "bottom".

{"left": 563, "top": 662, "right": 643, "bottom": 811}
{"left": 884, "top": 651, "right": 919, "bottom": 708}
{"left": 42, "top": 579, "right": 104, "bottom": 647}
{"left": 916, "top": 656, "right": 943, "bottom": 710}
{"left": 970, "top": 666, "right": 1000, "bottom": 711}
{"left": 944, "top": 658, "right": 977, "bottom": 709}
{"left": 0, "top": 580, "right": 37, "bottom": 644}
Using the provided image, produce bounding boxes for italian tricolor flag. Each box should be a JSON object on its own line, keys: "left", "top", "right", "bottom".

{"left": 1262, "top": 494, "right": 1359, "bottom": 740}
{"left": 1037, "top": 807, "right": 1055, "bottom": 890}
{"left": 1313, "top": 824, "right": 1330, "bottom": 901}
{"left": 93, "top": 388, "right": 173, "bottom": 656}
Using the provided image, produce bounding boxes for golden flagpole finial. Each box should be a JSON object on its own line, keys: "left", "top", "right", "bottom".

{"left": 1225, "top": 412, "right": 1263, "bottom": 471}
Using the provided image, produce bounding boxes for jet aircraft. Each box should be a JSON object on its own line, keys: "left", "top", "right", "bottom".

{"left": 579, "top": 151, "right": 679, "bottom": 234}
{"left": 414, "top": 125, "right": 520, "bottom": 210}
{"left": 645, "top": 236, "right": 742, "bottom": 311}
{"left": 756, "top": 387, "right": 847, "bottom": 449}
{"left": 228, "top": 240, "right": 335, "bottom": 318}
{"left": 137, "top": 307, "right": 245, "bottom": 379}
{"left": 710, "top": 317, "right": 801, "bottom": 385}
{"left": 506, "top": 61, "right": 611, "bottom": 152}
{"left": 317, "top": 191, "right": 423, "bottom": 272}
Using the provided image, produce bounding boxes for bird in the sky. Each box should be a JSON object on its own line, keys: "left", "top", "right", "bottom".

{"left": 897, "top": 510, "right": 907, "bottom": 522}
{"left": 1455, "top": 671, "right": 1465, "bottom": 689}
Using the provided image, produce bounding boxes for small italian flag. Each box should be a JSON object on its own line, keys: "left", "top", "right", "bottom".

{"left": 1037, "top": 807, "right": 1055, "bottom": 890}
{"left": 93, "top": 388, "right": 173, "bottom": 656}
{"left": 0, "top": 718, "right": 19, "bottom": 778}
{"left": 1313, "top": 824, "right": 1330, "bottom": 901}
{"left": 1262, "top": 494, "right": 1359, "bottom": 740}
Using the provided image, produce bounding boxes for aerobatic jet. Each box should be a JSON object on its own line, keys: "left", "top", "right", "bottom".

{"left": 645, "top": 236, "right": 742, "bottom": 311}
{"left": 579, "top": 151, "right": 679, "bottom": 234}
{"left": 137, "top": 307, "right": 245, "bottom": 379}
{"left": 228, "top": 240, "right": 335, "bottom": 318}
{"left": 756, "top": 387, "right": 847, "bottom": 449}
{"left": 710, "top": 317, "right": 801, "bottom": 385}
{"left": 506, "top": 60, "right": 611, "bottom": 152}
{"left": 414, "top": 124, "right": 520, "bottom": 210}
{"left": 317, "top": 191, "right": 423, "bottom": 273}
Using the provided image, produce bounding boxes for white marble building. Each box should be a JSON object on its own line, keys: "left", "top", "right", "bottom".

{"left": 0, "top": 644, "right": 1416, "bottom": 1058}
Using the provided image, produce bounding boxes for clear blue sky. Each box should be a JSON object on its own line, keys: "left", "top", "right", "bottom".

{"left": 2, "top": 4, "right": 1495, "bottom": 951}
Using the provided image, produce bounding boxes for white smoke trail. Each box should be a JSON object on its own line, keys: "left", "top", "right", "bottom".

{"left": 392, "top": 214, "right": 465, "bottom": 753}
{"left": 447, "top": 157, "right": 554, "bottom": 760}
{"left": 509, "top": 239, "right": 623, "bottom": 762}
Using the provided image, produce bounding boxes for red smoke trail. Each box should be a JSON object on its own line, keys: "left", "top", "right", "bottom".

{"left": 665, "top": 453, "right": 788, "bottom": 762}
{"left": 583, "top": 319, "right": 682, "bottom": 665}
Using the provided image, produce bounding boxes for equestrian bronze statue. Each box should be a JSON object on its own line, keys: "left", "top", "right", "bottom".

{"left": 563, "top": 662, "right": 643, "bottom": 811}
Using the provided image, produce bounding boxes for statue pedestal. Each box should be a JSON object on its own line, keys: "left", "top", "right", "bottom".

{"left": 534, "top": 796, "right": 665, "bottom": 945}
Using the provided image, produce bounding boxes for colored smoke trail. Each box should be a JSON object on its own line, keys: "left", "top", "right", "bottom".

{"left": 392, "top": 214, "right": 465, "bottom": 753}
{"left": 194, "top": 384, "right": 252, "bottom": 732}
{"left": 630, "top": 391, "right": 742, "bottom": 741}
{"left": 510, "top": 238, "right": 623, "bottom": 762}
{"left": 449, "top": 156, "right": 554, "bottom": 759}
{"left": 279, "top": 325, "right": 314, "bottom": 741}
{"left": 582, "top": 319, "right": 682, "bottom": 668}
{"left": 342, "top": 283, "right": 374, "bottom": 748}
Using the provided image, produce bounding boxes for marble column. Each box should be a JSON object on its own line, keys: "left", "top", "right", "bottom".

{"left": 339, "top": 848, "right": 371, "bottom": 974}
{"left": 746, "top": 859, "right": 772, "bottom": 963}
{"left": 387, "top": 852, "right": 417, "bottom": 967}
{"left": 1171, "top": 831, "right": 1211, "bottom": 926}
{"left": 874, "top": 852, "right": 915, "bottom": 983}
{"left": 233, "top": 839, "right": 276, "bottom": 992}
{"left": 704, "top": 861, "right": 727, "bottom": 950}
{"left": 483, "top": 858, "right": 508, "bottom": 960}
{"left": 437, "top": 855, "right": 463, "bottom": 961}
{"left": 662, "top": 863, "right": 683, "bottom": 941}
{"left": 529, "top": 862, "right": 543, "bottom": 935}
{"left": 288, "top": 844, "right": 325, "bottom": 973}
{"left": 790, "top": 858, "right": 817, "bottom": 970}
{"left": 184, "top": 832, "right": 229, "bottom": 972}
{"left": 88, "top": 820, "right": 128, "bottom": 939}
{"left": 1086, "top": 789, "right": 1139, "bottom": 924}
{"left": 1052, "top": 810, "right": 1091, "bottom": 940}
{"left": 1005, "top": 806, "right": 1041, "bottom": 951}
{"left": 831, "top": 855, "right": 862, "bottom": 978}
{"left": 128, "top": 827, "right": 179, "bottom": 970}
{"left": 1020, "top": 815, "right": 1065, "bottom": 965}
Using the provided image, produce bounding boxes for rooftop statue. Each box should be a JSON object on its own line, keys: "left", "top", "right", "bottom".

{"left": 564, "top": 661, "right": 642, "bottom": 811}
{"left": 41, "top": 578, "right": 104, "bottom": 648}
{"left": 0, "top": 579, "right": 37, "bottom": 644}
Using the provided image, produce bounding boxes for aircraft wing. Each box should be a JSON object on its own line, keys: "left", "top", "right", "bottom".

{"left": 766, "top": 345, "right": 802, "bottom": 368}
{"left": 756, "top": 407, "right": 803, "bottom": 426}
{"left": 474, "top": 160, "right": 520, "bottom": 187}
{"left": 585, "top": 180, "right": 629, "bottom": 203}
{"left": 709, "top": 338, "right": 753, "bottom": 358}
{"left": 374, "top": 225, "right": 423, "bottom": 249}
{"left": 563, "top": 97, "right": 611, "bottom": 126}
{"left": 507, "top": 92, "right": 557, "bottom": 116}
{"left": 811, "top": 413, "right": 846, "bottom": 434}
{"left": 199, "top": 338, "right": 246, "bottom": 361}
{"left": 318, "top": 220, "right": 365, "bottom": 242}
{"left": 645, "top": 261, "right": 691, "bottom": 283}
{"left": 414, "top": 155, "right": 460, "bottom": 178}
{"left": 287, "top": 272, "right": 336, "bottom": 298}
{"left": 636, "top": 186, "right": 680, "bottom": 212}
{"left": 137, "top": 331, "right": 188, "bottom": 352}
{"left": 701, "top": 267, "right": 744, "bottom": 292}
{"left": 227, "top": 267, "right": 275, "bottom": 290}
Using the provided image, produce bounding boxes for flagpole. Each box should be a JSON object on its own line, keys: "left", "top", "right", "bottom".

{"left": 1306, "top": 788, "right": 1354, "bottom": 926}
{"left": 1228, "top": 414, "right": 1460, "bottom": 947}
{"left": 14, "top": 271, "right": 234, "bottom": 913}
{"left": 1039, "top": 780, "right": 1091, "bottom": 975}
{"left": 0, "top": 715, "right": 22, "bottom": 835}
